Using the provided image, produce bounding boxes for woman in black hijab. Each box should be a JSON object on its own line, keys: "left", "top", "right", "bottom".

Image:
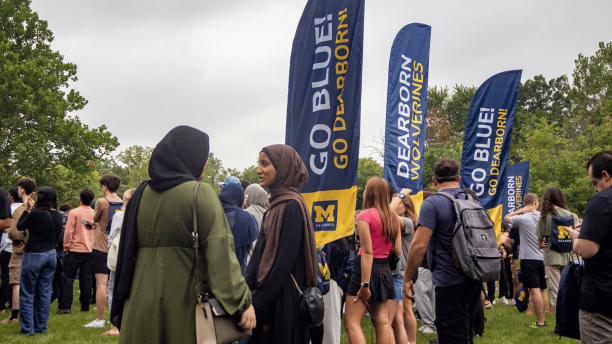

{"left": 112, "top": 126, "right": 255, "bottom": 344}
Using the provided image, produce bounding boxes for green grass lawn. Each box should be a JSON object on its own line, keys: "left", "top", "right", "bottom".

{"left": 0, "top": 285, "right": 580, "bottom": 344}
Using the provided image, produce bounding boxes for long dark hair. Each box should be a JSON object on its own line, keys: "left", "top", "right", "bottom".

{"left": 34, "top": 186, "right": 58, "bottom": 210}
{"left": 363, "top": 177, "right": 399, "bottom": 243}
{"left": 540, "top": 186, "right": 568, "bottom": 220}
{"left": 393, "top": 193, "right": 418, "bottom": 227}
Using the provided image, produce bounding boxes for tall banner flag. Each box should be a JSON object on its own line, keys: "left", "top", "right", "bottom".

{"left": 502, "top": 161, "right": 530, "bottom": 226}
{"left": 286, "top": 0, "right": 365, "bottom": 247}
{"left": 383, "top": 23, "right": 431, "bottom": 214}
{"left": 460, "top": 70, "right": 522, "bottom": 244}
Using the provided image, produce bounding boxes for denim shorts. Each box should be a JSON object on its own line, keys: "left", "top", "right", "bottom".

{"left": 393, "top": 274, "right": 403, "bottom": 302}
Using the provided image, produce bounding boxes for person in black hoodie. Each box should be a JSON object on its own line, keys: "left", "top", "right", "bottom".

{"left": 16, "top": 187, "right": 63, "bottom": 335}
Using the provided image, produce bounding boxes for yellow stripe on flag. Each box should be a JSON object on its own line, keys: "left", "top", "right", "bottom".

{"left": 487, "top": 204, "right": 504, "bottom": 246}
{"left": 301, "top": 187, "right": 357, "bottom": 247}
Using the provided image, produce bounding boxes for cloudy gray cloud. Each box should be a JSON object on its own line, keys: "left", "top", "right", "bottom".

{"left": 30, "top": 0, "right": 612, "bottom": 170}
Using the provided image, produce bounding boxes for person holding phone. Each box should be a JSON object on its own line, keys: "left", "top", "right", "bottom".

{"left": 58, "top": 189, "right": 95, "bottom": 314}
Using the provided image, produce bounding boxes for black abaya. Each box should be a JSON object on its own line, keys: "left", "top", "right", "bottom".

{"left": 245, "top": 200, "right": 309, "bottom": 344}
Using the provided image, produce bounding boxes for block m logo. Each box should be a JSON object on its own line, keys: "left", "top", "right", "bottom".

{"left": 558, "top": 226, "right": 571, "bottom": 240}
{"left": 311, "top": 200, "right": 338, "bottom": 232}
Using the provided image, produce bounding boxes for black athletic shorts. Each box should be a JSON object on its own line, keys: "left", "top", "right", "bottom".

{"left": 90, "top": 249, "right": 110, "bottom": 275}
{"left": 520, "top": 259, "right": 547, "bottom": 289}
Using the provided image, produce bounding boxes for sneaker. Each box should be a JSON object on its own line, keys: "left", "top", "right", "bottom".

{"left": 418, "top": 325, "right": 426, "bottom": 332}
{"left": 492, "top": 299, "right": 497, "bottom": 305}
{"left": 511, "top": 299, "right": 516, "bottom": 305}
{"left": 84, "top": 319, "right": 106, "bottom": 328}
{"left": 422, "top": 326, "right": 437, "bottom": 335}
{"left": 530, "top": 322, "right": 547, "bottom": 328}
{"left": 503, "top": 298, "right": 512, "bottom": 305}
{"left": 484, "top": 301, "right": 493, "bottom": 309}
{"left": 1, "top": 317, "right": 19, "bottom": 324}
{"left": 56, "top": 309, "right": 72, "bottom": 315}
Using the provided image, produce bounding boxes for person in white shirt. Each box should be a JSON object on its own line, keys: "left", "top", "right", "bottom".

{"left": 0, "top": 187, "right": 22, "bottom": 312}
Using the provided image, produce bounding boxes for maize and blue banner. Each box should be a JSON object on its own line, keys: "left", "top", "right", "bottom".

{"left": 286, "top": 0, "right": 365, "bottom": 247}
{"left": 383, "top": 23, "right": 431, "bottom": 214}
{"left": 502, "top": 161, "right": 530, "bottom": 227}
{"left": 460, "top": 70, "right": 522, "bottom": 244}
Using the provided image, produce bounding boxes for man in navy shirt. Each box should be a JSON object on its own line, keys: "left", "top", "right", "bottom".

{"left": 403, "top": 158, "right": 482, "bottom": 343}
{"left": 566, "top": 151, "right": 612, "bottom": 343}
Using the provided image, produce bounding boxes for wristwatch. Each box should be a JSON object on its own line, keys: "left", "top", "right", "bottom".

{"left": 398, "top": 193, "right": 406, "bottom": 199}
{"left": 361, "top": 282, "right": 370, "bottom": 288}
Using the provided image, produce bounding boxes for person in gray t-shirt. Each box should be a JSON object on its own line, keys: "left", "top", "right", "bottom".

{"left": 504, "top": 193, "right": 548, "bottom": 327}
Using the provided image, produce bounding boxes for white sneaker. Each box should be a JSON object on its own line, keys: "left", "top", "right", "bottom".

{"left": 503, "top": 298, "right": 512, "bottom": 305}
{"left": 492, "top": 299, "right": 498, "bottom": 305}
{"left": 418, "top": 325, "right": 426, "bottom": 332}
{"left": 422, "top": 326, "right": 437, "bottom": 335}
{"left": 511, "top": 299, "right": 516, "bottom": 305}
{"left": 84, "top": 319, "right": 106, "bottom": 328}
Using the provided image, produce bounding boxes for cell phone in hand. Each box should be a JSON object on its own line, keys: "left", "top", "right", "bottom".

{"left": 81, "top": 218, "right": 92, "bottom": 229}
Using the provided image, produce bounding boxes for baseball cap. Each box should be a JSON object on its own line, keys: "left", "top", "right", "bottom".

{"left": 219, "top": 175, "right": 240, "bottom": 187}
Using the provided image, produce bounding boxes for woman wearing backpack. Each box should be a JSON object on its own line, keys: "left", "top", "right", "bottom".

{"left": 343, "top": 177, "right": 402, "bottom": 344}
{"left": 535, "top": 186, "right": 580, "bottom": 316}
{"left": 103, "top": 187, "right": 136, "bottom": 336}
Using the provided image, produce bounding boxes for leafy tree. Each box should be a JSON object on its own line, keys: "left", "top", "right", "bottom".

{"left": 356, "top": 157, "right": 383, "bottom": 209}
{"left": 202, "top": 152, "right": 224, "bottom": 194}
{"left": 240, "top": 165, "right": 259, "bottom": 184}
{"left": 0, "top": 0, "right": 118, "bottom": 189}
{"left": 117, "top": 145, "right": 153, "bottom": 188}
{"left": 445, "top": 85, "right": 477, "bottom": 134}
{"left": 422, "top": 134, "right": 464, "bottom": 190}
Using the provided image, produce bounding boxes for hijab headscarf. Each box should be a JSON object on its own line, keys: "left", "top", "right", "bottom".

{"left": 111, "top": 126, "right": 209, "bottom": 329}
{"left": 218, "top": 184, "right": 258, "bottom": 275}
{"left": 258, "top": 144, "right": 318, "bottom": 287}
{"left": 244, "top": 184, "right": 268, "bottom": 229}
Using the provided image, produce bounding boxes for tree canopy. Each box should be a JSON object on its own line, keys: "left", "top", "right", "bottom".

{"left": 0, "top": 0, "right": 118, "bottom": 202}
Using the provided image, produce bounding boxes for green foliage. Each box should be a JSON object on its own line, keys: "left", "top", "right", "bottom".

{"left": 356, "top": 157, "right": 384, "bottom": 209}
{"left": 0, "top": 0, "right": 118, "bottom": 191}
{"left": 422, "top": 134, "right": 464, "bottom": 190}
{"left": 444, "top": 85, "right": 477, "bottom": 134}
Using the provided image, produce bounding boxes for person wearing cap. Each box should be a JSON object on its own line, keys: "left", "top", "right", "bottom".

{"left": 219, "top": 176, "right": 241, "bottom": 189}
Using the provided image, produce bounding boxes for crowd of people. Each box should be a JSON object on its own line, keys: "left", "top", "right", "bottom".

{"left": 0, "top": 125, "right": 610, "bottom": 344}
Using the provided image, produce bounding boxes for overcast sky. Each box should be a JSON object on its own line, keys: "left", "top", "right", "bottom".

{"left": 30, "top": 0, "right": 612, "bottom": 170}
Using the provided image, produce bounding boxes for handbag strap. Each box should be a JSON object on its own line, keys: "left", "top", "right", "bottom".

{"left": 184, "top": 181, "right": 203, "bottom": 303}
{"left": 290, "top": 274, "right": 303, "bottom": 295}
{"left": 44, "top": 210, "right": 60, "bottom": 254}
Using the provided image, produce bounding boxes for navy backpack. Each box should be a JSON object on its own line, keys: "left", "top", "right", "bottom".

{"left": 316, "top": 250, "right": 331, "bottom": 295}
{"left": 104, "top": 198, "right": 124, "bottom": 234}
{"left": 556, "top": 259, "right": 583, "bottom": 340}
{"left": 514, "top": 285, "right": 530, "bottom": 312}
{"left": 550, "top": 215, "right": 574, "bottom": 253}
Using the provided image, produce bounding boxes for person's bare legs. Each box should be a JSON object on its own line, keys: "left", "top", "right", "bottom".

{"left": 11, "top": 285, "right": 18, "bottom": 312}
{"left": 526, "top": 295, "right": 534, "bottom": 316}
{"left": 370, "top": 300, "right": 392, "bottom": 344}
{"left": 547, "top": 289, "right": 553, "bottom": 315}
{"left": 391, "top": 300, "right": 408, "bottom": 344}
{"left": 530, "top": 288, "right": 545, "bottom": 325}
{"left": 95, "top": 274, "right": 108, "bottom": 321}
{"left": 541, "top": 289, "right": 549, "bottom": 318}
{"left": 402, "top": 299, "right": 417, "bottom": 344}
{"left": 387, "top": 300, "right": 398, "bottom": 342}
{"left": 344, "top": 295, "right": 368, "bottom": 344}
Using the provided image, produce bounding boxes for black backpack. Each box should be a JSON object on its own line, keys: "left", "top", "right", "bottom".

{"left": 556, "top": 259, "right": 583, "bottom": 340}
{"left": 550, "top": 215, "right": 574, "bottom": 253}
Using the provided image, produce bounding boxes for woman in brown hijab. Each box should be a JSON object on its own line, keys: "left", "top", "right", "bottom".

{"left": 245, "top": 145, "right": 318, "bottom": 344}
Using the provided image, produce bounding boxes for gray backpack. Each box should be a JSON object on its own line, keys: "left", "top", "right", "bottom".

{"left": 434, "top": 192, "right": 500, "bottom": 282}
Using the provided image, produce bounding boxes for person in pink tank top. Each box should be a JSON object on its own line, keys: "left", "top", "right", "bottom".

{"left": 344, "top": 177, "right": 403, "bottom": 344}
